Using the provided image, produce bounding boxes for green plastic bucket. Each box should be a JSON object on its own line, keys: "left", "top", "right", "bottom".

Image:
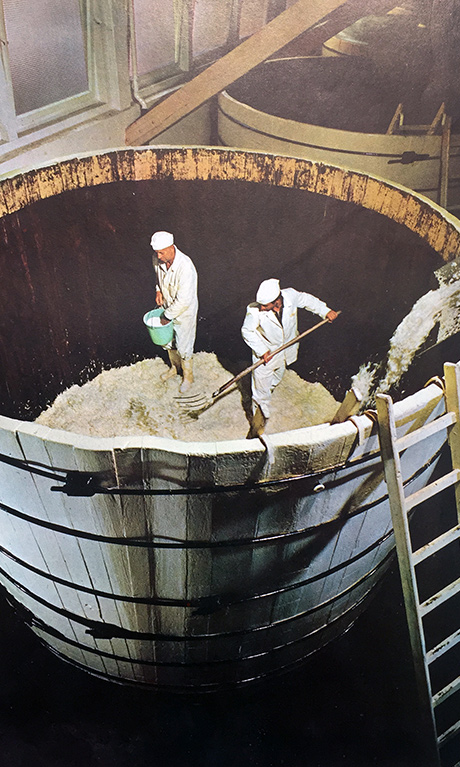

{"left": 143, "top": 308, "right": 174, "bottom": 346}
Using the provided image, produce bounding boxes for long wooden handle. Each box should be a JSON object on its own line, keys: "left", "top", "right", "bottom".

{"left": 213, "top": 311, "right": 341, "bottom": 398}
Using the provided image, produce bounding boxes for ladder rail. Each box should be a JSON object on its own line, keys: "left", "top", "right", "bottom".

{"left": 376, "top": 393, "right": 438, "bottom": 758}
{"left": 376, "top": 361, "right": 460, "bottom": 765}
{"left": 439, "top": 115, "right": 452, "bottom": 210}
{"left": 444, "top": 363, "right": 460, "bottom": 524}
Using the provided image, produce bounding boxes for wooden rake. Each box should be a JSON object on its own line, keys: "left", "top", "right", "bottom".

{"left": 175, "top": 312, "right": 341, "bottom": 418}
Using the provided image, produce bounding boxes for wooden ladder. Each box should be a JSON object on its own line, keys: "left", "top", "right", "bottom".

{"left": 386, "top": 102, "right": 452, "bottom": 209}
{"left": 376, "top": 362, "right": 460, "bottom": 767}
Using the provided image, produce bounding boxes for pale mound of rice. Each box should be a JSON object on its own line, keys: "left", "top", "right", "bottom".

{"left": 36, "top": 352, "right": 339, "bottom": 441}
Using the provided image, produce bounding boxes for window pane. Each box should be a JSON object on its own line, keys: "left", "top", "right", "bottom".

{"left": 239, "top": 0, "right": 269, "bottom": 39}
{"left": 3, "top": 0, "right": 88, "bottom": 115}
{"left": 192, "top": 0, "right": 232, "bottom": 57}
{"left": 133, "top": 0, "right": 176, "bottom": 76}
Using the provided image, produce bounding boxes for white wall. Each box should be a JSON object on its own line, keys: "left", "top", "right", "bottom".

{"left": 0, "top": 100, "right": 213, "bottom": 178}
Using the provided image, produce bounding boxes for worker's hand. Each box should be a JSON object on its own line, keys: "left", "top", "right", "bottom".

{"left": 326, "top": 310, "right": 339, "bottom": 322}
{"left": 262, "top": 351, "right": 272, "bottom": 364}
{"left": 156, "top": 290, "right": 164, "bottom": 307}
{"left": 160, "top": 315, "right": 170, "bottom": 326}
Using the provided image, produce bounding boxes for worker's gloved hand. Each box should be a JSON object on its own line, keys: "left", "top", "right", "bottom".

{"left": 160, "top": 316, "right": 171, "bottom": 326}
{"left": 326, "top": 310, "right": 339, "bottom": 322}
{"left": 262, "top": 351, "right": 272, "bottom": 364}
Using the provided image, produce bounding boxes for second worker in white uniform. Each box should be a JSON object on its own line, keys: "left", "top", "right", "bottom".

{"left": 151, "top": 230, "right": 198, "bottom": 393}
{"left": 242, "top": 278, "right": 338, "bottom": 438}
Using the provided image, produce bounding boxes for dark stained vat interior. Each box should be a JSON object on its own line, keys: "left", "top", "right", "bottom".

{"left": 0, "top": 172, "right": 445, "bottom": 420}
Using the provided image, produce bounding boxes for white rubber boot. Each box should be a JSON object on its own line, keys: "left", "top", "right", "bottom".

{"left": 179, "top": 358, "right": 194, "bottom": 393}
{"left": 161, "top": 350, "right": 182, "bottom": 382}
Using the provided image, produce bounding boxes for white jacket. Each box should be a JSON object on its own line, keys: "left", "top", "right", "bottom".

{"left": 154, "top": 246, "right": 198, "bottom": 358}
{"left": 241, "top": 287, "right": 330, "bottom": 367}
{"left": 154, "top": 247, "right": 198, "bottom": 320}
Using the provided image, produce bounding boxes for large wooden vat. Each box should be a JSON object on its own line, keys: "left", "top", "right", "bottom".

{"left": 218, "top": 57, "right": 460, "bottom": 206}
{"left": 0, "top": 146, "right": 459, "bottom": 691}
{"left": 321, "top": 9, "right": 427, "bottom": 58}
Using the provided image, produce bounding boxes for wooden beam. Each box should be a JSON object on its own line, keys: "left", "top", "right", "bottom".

{"left": 125, "top": 0, "right": 396, "bottom": 146}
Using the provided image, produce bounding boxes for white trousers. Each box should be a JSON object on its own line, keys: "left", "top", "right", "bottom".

{"left": 164, "top": 311, "right": 197, "bottom": 360}
{"left": 252, "top": 360, "right": 286, "bottom": 419}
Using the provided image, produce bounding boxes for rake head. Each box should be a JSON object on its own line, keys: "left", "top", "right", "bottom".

{"left": 174, "top": 392, "right": 212, "bottom": 417}
{"left": 174, "top": 381, "right": 236, "bottom": 419}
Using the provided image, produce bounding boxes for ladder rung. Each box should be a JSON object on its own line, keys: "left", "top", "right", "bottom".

{"left": 413, "top": 523, "right": 460, "bottom": 565}
{"left": 438, "top": 718, "right": 460, "bottom": 746}
{"left": 405, "top": 469, "right": 460, "bottom": 511}
{"left": 433, "top": 674, "right": 460, "bottom": 707}
{"left": 427, "top": 627, "right": 460, "bottom": 664}
{"left": 420, "top": 575, "right": 460, "bottom": 617}
{"left": 396, "top": 412, "right": 456, "bottom": 452}
{"left": 402, "top": 125, "right": 442, "bottom": 132}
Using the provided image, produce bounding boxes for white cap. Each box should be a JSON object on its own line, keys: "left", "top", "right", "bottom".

{"left": 256, "top": 278, "right": 280, "bottom": 304}
{"left": 151, "top": 231, "right": 174, "bottom": 250}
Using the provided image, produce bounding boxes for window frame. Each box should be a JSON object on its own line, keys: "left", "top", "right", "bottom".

{"left": 0, "top": 0, "right": 130, "bottom": 143}
{"left": 0, "top": 0, "right": 289, "bottom": 147}
{"left": 129, "top": 0, "right": 197, "bottom": 100}
{"left": 131, "top": 0, "right": 281, "bottom": 101}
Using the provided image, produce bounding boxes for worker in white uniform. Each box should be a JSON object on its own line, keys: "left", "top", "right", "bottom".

{"left": 151, "top": 231, "right": 198, "bottom": 393}
{"left": 241, "top": 278, "right": 338, "bottom": 438}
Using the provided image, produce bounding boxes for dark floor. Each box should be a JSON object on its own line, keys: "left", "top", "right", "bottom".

{"left": 0, "top": 558, "right": 445, "bottom": 767}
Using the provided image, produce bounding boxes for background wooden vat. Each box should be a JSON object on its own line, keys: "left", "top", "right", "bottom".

{"left": 218, "top": 58, "right": 460, "bottom": 205}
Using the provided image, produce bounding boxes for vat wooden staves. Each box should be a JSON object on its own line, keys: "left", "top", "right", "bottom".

{"left": 0, "top": 147, "right": 459, "bottom": 690}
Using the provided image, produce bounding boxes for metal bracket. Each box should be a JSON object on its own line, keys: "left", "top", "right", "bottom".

{"left": 388, "top": 151, "right": 431, "bottom": 166}
{"left": 51, "top": 471, "right": 100, "bottom": 497}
